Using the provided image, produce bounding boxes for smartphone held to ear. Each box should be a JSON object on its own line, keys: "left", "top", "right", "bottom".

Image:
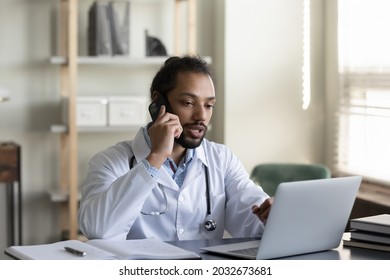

{"left": 148, "top": 94, "right": 172, "bottom": 122}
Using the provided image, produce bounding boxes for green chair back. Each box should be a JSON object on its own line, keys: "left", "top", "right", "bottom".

{"left": 250, "top": 163, "right": 331, "bottom": 196}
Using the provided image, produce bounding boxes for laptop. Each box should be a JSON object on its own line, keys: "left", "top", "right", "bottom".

{"left": 201, "top": 176, "right": 362, "bottom": 259}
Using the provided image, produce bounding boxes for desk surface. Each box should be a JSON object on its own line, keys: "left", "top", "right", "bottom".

{"left": 167, "top": 234, "right": 390, "bottom": 260}
{"left": 5, "top": 234, "right": 390, "bottom": 260}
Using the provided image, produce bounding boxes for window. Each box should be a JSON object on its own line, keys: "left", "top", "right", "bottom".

{"left": 337, "top": 0, "right": 390, "bottom": 185}
{"left": 302, "top": 0, "right": 311, "bottom": 110}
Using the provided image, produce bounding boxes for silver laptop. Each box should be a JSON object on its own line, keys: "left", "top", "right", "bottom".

{"left": 201, "top": 176, "right": 362, "bottom": 259}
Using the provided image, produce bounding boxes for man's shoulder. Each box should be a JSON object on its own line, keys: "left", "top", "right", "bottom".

{"left": 93, "top": 140, "right": 132, "bottom": 162}
{"left": 112, "top": 140, "right": 133, "bottom": 152}
{"left": 199, "top": 139, "right": 242, "bottom": 172}
{"left": 201, "top": 138, "right": 233, "bottom": 156}
{"left": 202, "top": 137, "right": 221, "bottom": 146}
{"left": 96, "top": 127, "right": 144, "bottom": 159}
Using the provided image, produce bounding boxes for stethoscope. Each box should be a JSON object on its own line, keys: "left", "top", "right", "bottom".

{"left": 129, "top": 155, "right": 217, "bottom": 231}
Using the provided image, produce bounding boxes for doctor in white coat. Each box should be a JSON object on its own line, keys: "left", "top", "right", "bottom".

{"left": 78, "top": 55, "right": 272, "bottom": 241}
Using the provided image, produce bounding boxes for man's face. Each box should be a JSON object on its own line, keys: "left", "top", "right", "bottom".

{"left": 167, "top": 72, "right": 216, "bottom": 149}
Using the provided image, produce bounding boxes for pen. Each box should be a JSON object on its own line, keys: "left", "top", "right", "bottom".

{"left": 64, "top": 246, "right": 86, "bottom": 257}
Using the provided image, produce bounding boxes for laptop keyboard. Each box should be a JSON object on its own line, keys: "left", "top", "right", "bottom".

{"left": 228, "top": 247, "right": 258, "bottom": 257}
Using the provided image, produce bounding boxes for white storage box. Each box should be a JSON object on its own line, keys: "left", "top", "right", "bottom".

{"left": 108, "top": 96, "right": 148, "bottom": 126}
{"left": 77, "top": 96, "right": 108, "bottom": 127}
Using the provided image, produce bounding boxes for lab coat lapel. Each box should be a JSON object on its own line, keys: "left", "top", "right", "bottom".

{"left": 181, "top": 143, "right": 208, "bottom": 190}
{"left": 181, "top": 160, "right": 205, "bottom": 190}
{"left": 156, "top": 168, "right": 180, "bottom": 191}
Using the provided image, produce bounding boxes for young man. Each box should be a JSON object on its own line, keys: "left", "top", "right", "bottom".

{"left": 78, "top": 55, "right": 272, "bottom": 240}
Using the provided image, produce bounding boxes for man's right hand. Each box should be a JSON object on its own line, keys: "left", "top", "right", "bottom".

{"left": 252, "top": 197, "right": 274, "bottom": 224}
{"left": 146, "top": 105, "right": 183, "bottom": 168}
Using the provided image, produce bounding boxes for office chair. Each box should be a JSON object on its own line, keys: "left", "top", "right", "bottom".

{"left": 250, "top": 163, "right": 331, "bottom": 196}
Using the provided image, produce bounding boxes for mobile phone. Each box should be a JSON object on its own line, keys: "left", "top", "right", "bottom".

{"left": 148, "top": 94, "right": 173, "bottom": 122}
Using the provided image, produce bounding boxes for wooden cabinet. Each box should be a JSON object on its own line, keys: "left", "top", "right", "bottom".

{"left": 53, "top": 0, "right": 200, "bottom": 240}
{"left": 0, "top": 142, "right": 22, "bottom": 245}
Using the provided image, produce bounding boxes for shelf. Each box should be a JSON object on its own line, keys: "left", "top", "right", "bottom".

{"left": 357, "top": 182, "right": 390, "bottom": 208}
{"left": 77, "top": 125, "right": 141, "bottom": 132}
{"left": 50, "top": 56, "right": 168, "bottom": 65}
{"left": 50, "top": 56, "right": 212, "bottom": 65}
{"left": 50, "top": 124, "right": 141, "bottom": 133}
{"left": 48, "top": 189, "right": 81, "bottom": 203}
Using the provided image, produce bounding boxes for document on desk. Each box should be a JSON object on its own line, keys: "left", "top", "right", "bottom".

{"left": 5, "top": 239, "right": 201, "bottom": 260}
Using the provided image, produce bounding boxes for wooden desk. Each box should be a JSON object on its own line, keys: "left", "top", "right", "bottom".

{"left": 0, "top": 142, "right": 22, "bottom": 246}
{"left": 167, "top": 234, "right": 390, "bottom": 260}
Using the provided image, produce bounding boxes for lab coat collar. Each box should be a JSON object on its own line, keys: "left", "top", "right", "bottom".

{"left": 130, "top": 126, "right": 209, "bottom": 190}
{"left": 131, "top": 127, "right": 151, "bottom": 162}
{"left": 194, "top": 140, "right": 208, "bottom": 167}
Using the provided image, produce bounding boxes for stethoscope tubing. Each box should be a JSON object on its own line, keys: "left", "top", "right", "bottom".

{"left": 129, "top": 155, "right": 216, "bottom": 230}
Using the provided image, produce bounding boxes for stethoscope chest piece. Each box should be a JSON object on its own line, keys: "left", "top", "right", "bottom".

{"left": 204, "top": 218, "right": 217, "bottom": 231}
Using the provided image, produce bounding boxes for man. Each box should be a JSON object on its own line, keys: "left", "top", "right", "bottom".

{"left": 78, "top": 55, "right": 272, "bottom": 240}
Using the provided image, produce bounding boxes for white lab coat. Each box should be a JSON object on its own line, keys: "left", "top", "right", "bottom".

{"left": 78, "top": 128, "right": 269, "bottom": 241}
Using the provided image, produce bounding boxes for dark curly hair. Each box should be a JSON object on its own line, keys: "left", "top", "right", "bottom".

{"left": 150, "top": 55, "right": 213, "bottom": 98}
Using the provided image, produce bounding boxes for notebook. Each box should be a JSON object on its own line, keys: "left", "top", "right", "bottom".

{"left": 201, "top": 176, "right": 362, "bottom": 259}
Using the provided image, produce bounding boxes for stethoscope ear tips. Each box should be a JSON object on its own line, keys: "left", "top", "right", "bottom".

{"left": 204, "top": 218, "right": 217, "bottom": 231}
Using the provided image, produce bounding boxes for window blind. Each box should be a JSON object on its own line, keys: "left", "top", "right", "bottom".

{"left": 336, "top": 0, "right": 390, "bottom": 185}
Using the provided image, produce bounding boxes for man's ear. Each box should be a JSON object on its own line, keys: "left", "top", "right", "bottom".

{"left": 151, "top": 91, "right": 160, "bottom": 102}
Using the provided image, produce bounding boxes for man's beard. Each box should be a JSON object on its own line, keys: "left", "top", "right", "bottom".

{"left": 175, "top": 123, "right": 208, "bottom": 149}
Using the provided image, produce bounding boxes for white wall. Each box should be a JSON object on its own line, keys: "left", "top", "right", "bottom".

{"left": 0, "top": 0, "right": 328, "bottom": 259}
{"left": 224, "top": 0, "right": 326, "bottom": 172}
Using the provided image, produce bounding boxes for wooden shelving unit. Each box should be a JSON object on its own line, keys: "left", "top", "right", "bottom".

{"left": 53, "top": 0, "right": 200, "bottom": 240}
{"left": 57, "top": 0, "right": 78, "bottom": 240}
{"left": 50, "top": 55, "right": 171, "bottom": 65}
